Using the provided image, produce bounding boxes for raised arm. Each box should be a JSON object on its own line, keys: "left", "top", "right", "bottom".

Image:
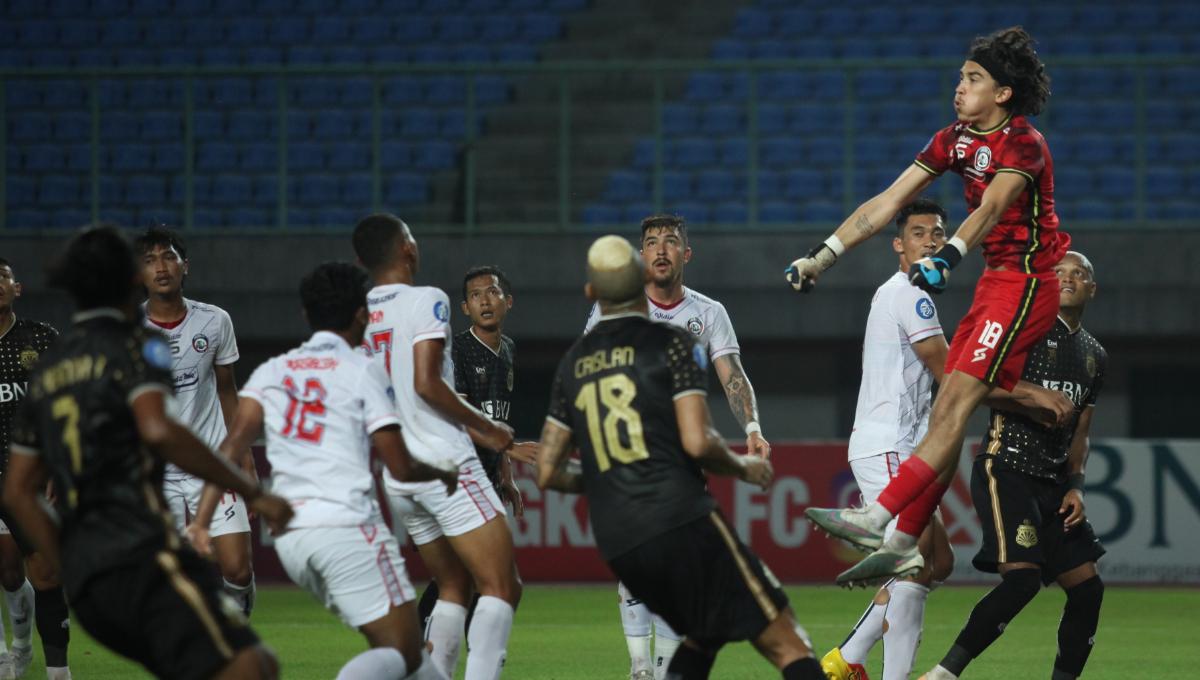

{"left": 787, "top": 165, "right": 935, "bottom": 292}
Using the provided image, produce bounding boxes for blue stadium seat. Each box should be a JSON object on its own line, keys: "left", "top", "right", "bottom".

{"left": 158, "top": 47, "right": 197, "bottom": 66}
{"left": 670, "top": 139, "right": 716, "bottom": 169}
{"left": 479, "top": 15, "right": 519, "bottom": 41}
{"left": 242, "top": 46, "right": 282, "bottom": 65}
{"left": 791, "top": 37, "right": 835, "bottom": 59}
{"left": 400, "top": 109, "right": 440, "bottom": 138}
{"left": 17, "top": 21, "right": 57, "bottom": 47}
{"left": 604, "top": 171, "right": 648, "bottom": 202}
{"left": 291, "top": 174, "right": 339, "bottom": 206}
{"left": 328, "top": 143, "right": 369, "bottom": 171}
{"left": 410, "top": 45, "right": 453, "bottom": 62}
{"left": 252, "top": 175, "right": 278, "bottom": 205}
{"left": 838, "top": 38, "right": 880, "bottom": 59}
{"left": 152, "top": 145, "right": 182, "bottom": 171}
{"left": 207, "top": 78, "right": 254, "bottom": 106}
{"left": 712, "top": 39, "right": 749, "bottom": 61}
{"left": 859, "top": 7, "right": 900, "bottom": 35}
{"left": 1145, "top": 168, "right": 1184, "bottom": 200}
{"left": 758, "top": 72, "right": 805, "bottom": 101}
{"left": 672, "top": 201, "right": 710, "bottom": 224}
{"left": 582, "top": 204, "right": 621, "bottom": 225}
{"left": 385, "top": 173, "right": 427, "bottom": 205}
{"left": 1054, "top": 168, "right": 1093, "bottom": 197}
{"left": 22, "top": 145, "right": 65, "bottom": 172}
{"left": 776, "top": 8, "right": 815, "bottom": 36}
{"left": 855, "top": 135, "right": 894, "bottom": 165}
{"left": 112, "top": 144, "right": 155, "bottom": 171}
{"left": 701, "top": 106, "right": 743, "bottom": 135}
{"left": 620, "top": 203, "right": 653, "bottom": 223}
{"left": 494, "top": 44, "right": 537, "bottom": 62}
{"left": 877, "top": 39, "right": 921, "bottom": 59}
{"left": 311, "top": 110, "right": 356, "bottom": 140}
{"left": 808, "top": 72, "right": 845, "bottom": 99}
{"left": 7, "top": 177, "right": 37, "bottom": 207}
{"left": 442, "top": 110, "right": 484, "bottom": 139}
{"left": 125, "top": 176, "right": 167, "bottom": 206}
{"left": 64, "top": 146, "right": 91, "bottom": 172}
{"left": 227, "top": 208, "right": 269, "bottom": 227}
{"left": 10, "top": 116, "right": 51, "bottom": 142}
{"left": 662, "top": 104, "right": 698, "bottom": 135}
{"left": 311, "top": 18, "right": 352, "bottom": 44}
{"left": 761, "top": 138, "right": 804, "bottom": 169}
{"left": 757, "top": 170, "right": 783, "bottom": 198}
{"left": 807, "top": 139, "right": 842, "bottom": 165}
{"left": 753, "top": 40, "right": 792, "bottom": 59}
{"left": 240, "top": 143, "right": 276, "bottom": 172}
{"left": 199, "top": 46, "right": 240, "bottom": 66}
{"left": 340, "top": 175, "right": 372, "bottom": 207}
{"left": 437, "top": 15, "right": 475, "bottom": 42}
{"left": 292, "top": 79, "right": 341, "bottom": 107}
{"left": 394, "top": 16, "right": 434, "bottom": 43}
{"left": 761, "top": 201, "right": 800, "bottom": 223}
{"left": 718, "top": 139, "right": 747, "bottom": 167}
{"left": 141, "top": 112, "right": 180, "bottom": 141}
{"left": 6, "top": 211, "right": 44, "bottom": 229}
{"left": 732, "top": 8, "right": 771, "bottom": 38}
{"left": 380, "top": 141, "right": 412, "bottom": 170}
{"left": 227, "top": 18, "right": 267, "bottom": 45}
{"left": 60, "top": 20, "right": 99, "bottom": 46}
{"left": 383, "top": 77, "right": 422, "bottom": 106}
{"left": 712, "top": 202, "right": 747, "bottom": 223}
{"left": 817, "top": 8, "right": 857, "bottom": 34}
{"left": 631, "top": 138, "right": 656, "bottom": 169}
{"left": 290, "top": 143, "right": 326, "bottom": 171}
{"left": 1069, "top": 200, "right": 1117, "bottom": 221}
{"left": 287, "top": 111, "right": 312, "bottom": 138}
{"left": 789, "top": 103, "right": 844, "bottom": 133}
{"left": 38, "top": 176, "right": 80, "bottom": 205}
{"left": 227, "top": 112, "right": 274, "bottom": 141}
{"left": 1160, "top": 135, "right": 1200, "bottom": 164}
{"left": 696, "top": 170, "right": 741, "bottom": 202}
{"left": 683, "top": 72, "right": 723, "bottom": 102}
{"left": 425, "top": 76, "right": 465, "bottom": 104}
{"left": 350, "top": 16, "right": 392, "bottom": 43}
{"left": 193, "top": 111, "right": 224, "bottom": 140}
{"left": 329, "top": 47, "right": 371, "bottom": 65}
{"left": 211, "top": 175, "right": 252, "bottom": 205}
{"left": 545, "top": 0, "right": 586, "bottom": 9}
{"left": 803, "top": 200, "right": 843, "bottom": 222}
{"left": 191, "top": 208, "right": 222, "bottom": 228}
{"left": 725, "top": 73, "right": 748, "bottom": 99}
{"left": 269, "top": 18, "right": 310, "bottom": 45}
{"left": 99, "top": 112, "right": 140, "bottom": 142}
{"left": 758, "top": 105, "right": 788, "bottom": 135}
{"left": 476, "top": 76, "right": 509, "bottom": 104}
{"left": 413, "top": 141, "right": 456, "bottom": 170}
{"left": 783, "top": 169, "right": 827, "bottom": 200}
{"left": 662, "top": 171, "right": 692, "bottom": 202}
{"left": 856, "top": 69, "right": 897, "bottom": 99}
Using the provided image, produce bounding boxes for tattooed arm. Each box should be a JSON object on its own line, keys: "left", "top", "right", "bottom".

{"left": 713, "top": 353, "right": 771, "bottom": 458}
{"left": 535, "top": 419, "right": 584, "bottom": 494}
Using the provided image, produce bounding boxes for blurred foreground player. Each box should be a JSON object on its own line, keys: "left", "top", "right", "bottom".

{"left": 921, "top": 252, "right": 1106, "bottom": 680}
{"left": 3, "top": 226, "right": 291, "bottom": 680}
{"left": 0, "top": 258, "right": 68, "bottom": 680}
{"left": 792, "top": 27, "right": 1074, "bottom": 584}
{"left": 194, "top": 262, "right": 454, "bottom": 680}
{"left": 135, "top": 227, "right": 257, "bottom": 616}
{"left": 537, "top": 235, "right": 824, "bottom": 680}
{"left": 584, "top": 214, "right": 771, "bottom": 678}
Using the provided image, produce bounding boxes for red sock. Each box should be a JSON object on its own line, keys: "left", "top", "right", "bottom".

{"left": 876, "top": 457, "right": 937, "bottom": 515}
{"left": 896, "top": 480, "right": 949, "bottom": 537}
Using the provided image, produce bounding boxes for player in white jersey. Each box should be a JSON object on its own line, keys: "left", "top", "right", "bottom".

{"left": 584, "top": 214, "right": 770, "bottom": 680}
{"left": 135, "top": 227, "right": 256, "bottom": 616}
{"left": 190, "top": 263, "right": 452, "bottom": 680}
{"left": 354, "top": 214, "right": 520, "bottom": 680}
{"left": 820, "top": 199, "right": 957, "bottom": 680}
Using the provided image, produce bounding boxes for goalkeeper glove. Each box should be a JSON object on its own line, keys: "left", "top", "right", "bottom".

{"left": 908, "top": 237, "right": 968, "bottom": 294}
{"left": 786, "top": 236, "right": 844, "bottom": 293}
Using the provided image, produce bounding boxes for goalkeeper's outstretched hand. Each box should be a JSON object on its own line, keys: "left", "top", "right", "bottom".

{"left": 786, "top": 241, "right": 840, "bottom": 293}
{"left": 908, "top": 239, "right": 966, "bottom": 294}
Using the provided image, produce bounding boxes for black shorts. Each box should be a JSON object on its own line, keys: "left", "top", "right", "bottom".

{"left": 609, "top": 510, "right": 789, "bottom": 647}
{"left": 971, "top": 455, "right": 1106, "bottom": 584}
{"left": 0, "top": 507, "right": 36, "bottom": 556}
{"left": 70, "top": 548, "right": 259, "bottom": 680}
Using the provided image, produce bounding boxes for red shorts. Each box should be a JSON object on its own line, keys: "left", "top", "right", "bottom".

{"left": 944, "top": 269, "right": 1060, "bottom": 390}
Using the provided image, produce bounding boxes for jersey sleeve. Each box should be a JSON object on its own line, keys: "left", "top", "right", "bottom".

{"left": 914, "top": 123, "right": 955, "bottom": 177}
{"left": 892, "top": 287, "right": 943, "bottom": 344}
{"left": 994, "top": 128, "right": 1046, "bottom": 183}
{"left": 545, "top": 361, "right": 571, "bottom": 431}
{"left": 411, "top": 288, "right": 452, "bottom": 346}
{"left": 667, "top": 331, "right": 708, "bottom": 400}
{"left": 120, "top": 332, "right": 176, "bottom": 405}
{"left": 706, "top": 302, "right": 740, "bottom": 360}
{"left": 360, "top": 361, "right": 401, "bottom": 434}
{"left": 1085, "top": 346, "right": 1107, "bottom": 406}
{"left": 9, "top": 393, "right": 41, "bottom": 457}
{"left": 582, "top": 302, "right": 599, "bottom": 334}
{"left": 214, "top": 307, "right": 240, "bottom": 366}
{"left": 238, "top": 361, "right": 273, "bottom": 405}
{"left": 452, "top": 337, "right": 469, "bottom": 394}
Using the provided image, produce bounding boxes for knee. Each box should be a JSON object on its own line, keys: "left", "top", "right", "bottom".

{"left": 931, "top": 546, "right": 956, "bottom": 582}
{"left": 1065, "top": 575, "right": 1103, "bottom": 611}
{"left": 222, "top": 560, "right": 253, "bottom": 586}
{"left": 1000, "top": 567, "right": 1042, "bottom": 602}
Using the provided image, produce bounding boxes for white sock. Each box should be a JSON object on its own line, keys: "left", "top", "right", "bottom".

{"left": 464, "top": 595, "right": 513, "bottom": 680}
{"left": 865, "top": 502, "right": 894, "bottom": 530}
{"left": 46, "top": 667, "right": 72, "bottom": 680}
{"left": 925, "top": 664, "right": 959, "bottom": 680}
{"left": 427, "top": 600, "right": 467, "bottom": 678}
{"left": 651, "top": 615, "right": 681, "bottom": 680}
{"left": 409, "top": 649, "right": 448, "bottom": 679}
{"left": 5, "top": 579, "right": 33, "bottom": 649}
{"left": 223, "top": 576, "right": 256, "bottom": 617}
{"left": 619, "top": 582, "right": 652, "bottom": 674}
{"left": 881, "top": 581, "right": 930, "bottom": 680}
{"left": 336, "top": 647, "right": 407, "bottom": 680}
{"left": 883, "top": 529, "right": 918, "bottom": 552}
{"left": 840, "top": 582, "right": 891, "bottom": 664}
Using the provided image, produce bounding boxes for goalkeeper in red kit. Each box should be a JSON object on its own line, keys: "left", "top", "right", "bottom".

{"left": 788, "top": 26, "right": 1075, "bottom": 585}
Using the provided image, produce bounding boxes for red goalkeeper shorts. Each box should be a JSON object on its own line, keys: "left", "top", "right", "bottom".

{"left": 944, "top": 268, "right": 1060, "bottom": 391}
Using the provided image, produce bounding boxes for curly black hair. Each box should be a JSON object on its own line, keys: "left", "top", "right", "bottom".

{"left": 300, "top": 262, "right": 370, "bottom": 332}
{"left": 968, "top": 26, "right": 1051, "bottom": 117}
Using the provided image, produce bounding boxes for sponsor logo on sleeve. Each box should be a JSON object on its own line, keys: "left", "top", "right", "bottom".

{"left": 434, "top": 300, "right": 449, "bottom": 322}
{"left": 915, "top": 298, "right": 935, "bottom": 320}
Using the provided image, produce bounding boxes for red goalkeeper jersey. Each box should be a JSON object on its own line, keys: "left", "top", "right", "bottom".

{"left": 914, "top": 114, "right": 1069, "bottom": 274}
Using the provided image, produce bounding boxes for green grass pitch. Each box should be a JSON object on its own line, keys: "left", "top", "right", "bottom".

{"left": 12, "top": 583, "right": 1196, "bottom": 678}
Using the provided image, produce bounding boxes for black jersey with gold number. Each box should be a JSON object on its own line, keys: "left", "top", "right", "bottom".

{"left": 980, "top": 318, "right": 1106, "bottom": 482}
{"left": 0, "top": 317, "right": 57, "bottom": 468}
{"left": 453, "top": 328, "right": 515, "bottom": 486}
{"left": 10, "top": 310, "right": 178, "bottom": 595}
{"left": 547, "top": 313, "right": 716, "bottom": 561}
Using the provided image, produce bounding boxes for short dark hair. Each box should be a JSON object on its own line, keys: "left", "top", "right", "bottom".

{"left": 968, "top": 26, "right": 1051, "bottom": 117}
{"left": 640, "top": 214, "right": 688, "bottom": 245}
{"left": 352, "top": 213, "right": 406, "bottom": 271}
{"left": 896, "top": 197, "right": 948, "bottom": 234}
{"left": 133, "top": 225, "right": 188, "bottom": 259}
{"left": 462, "top": 265, "right": 512, "bottom": 301}
{"left": 299, "top": 262, "right": 370, "bottom": 332}
{"left": 0, "top": 257, "right": 11, "bottom": 271}
{"left": 47, "top": 225, "right": 138, "bottom": 310}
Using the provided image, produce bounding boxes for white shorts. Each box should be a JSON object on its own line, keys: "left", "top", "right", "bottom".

{"left": 162, "top": 475, "right": 252, "bottom": 538}
{"left": 0, "top": 519, "right": 9, "bottom": 535}
{"left": 275, "top": 520, "right": 415, "bottom": 628}
{"left": 849, "top": 452, "right": 906, "bottom": 540}
{"left": 386, "top": 457, "right": 505, "bottom": 546}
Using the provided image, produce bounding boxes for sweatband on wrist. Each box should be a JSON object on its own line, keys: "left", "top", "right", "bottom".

{"left": 1067, "top": 473, "right": 1085, "bottom": 492}
{"left": 935, "top": 237, "right": 968, "bottom": 270}
{"left": 745, "top": 422, "right": 762, "bottom": 436}
{"left": 823, "top": 235, "right": 846, "bottom": 258}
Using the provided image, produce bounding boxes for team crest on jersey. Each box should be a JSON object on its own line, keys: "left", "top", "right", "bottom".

{"left": 915, "top": 298, "right": 935, "bottom": 320}
{"left": 18, "top": 347, "right": 38, "bottom": 370}
{"left": 433, "top": 300, "right": 449, "bottom": 322}
{"left": 686, "top": 316, "right": 704, "bottom": 336}
{"left": 1086, "top": 354, "right": 1096, "bottom": 378}
{"left": 1015, "top": 520, "right": 1038, "bottom": 548}
{"left": 191, "top": 333, "right": 210, "bottom": 353}
{"left": 973, "top": 146, "right": 992, "bottom": 172}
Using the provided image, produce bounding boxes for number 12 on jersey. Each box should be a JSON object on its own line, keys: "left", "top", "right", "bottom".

{"left": 573, "top": 374, "right": 649, "bottom": 472}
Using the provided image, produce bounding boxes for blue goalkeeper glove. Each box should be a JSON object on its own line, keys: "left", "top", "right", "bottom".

{"left": 908, "top": 238, "right": 967, "bottom": 294}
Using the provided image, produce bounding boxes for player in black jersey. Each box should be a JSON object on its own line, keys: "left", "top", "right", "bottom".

{"left": 0, "top": 256, "right": 72, "bottom": 680}
{"left": 3, "top": 227, "right": 293, "bottom": 680}
{"left": 920, "top": 251, "right": 1106, "bottom": 680}
{"left": 536, "top": 236, "right": 825, "bottom": 680}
